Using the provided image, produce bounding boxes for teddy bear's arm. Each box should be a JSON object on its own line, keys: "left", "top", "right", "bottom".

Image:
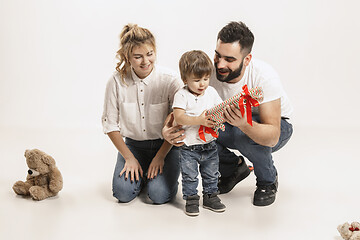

{"left": 49, "top": 168, "right": 63, "bottom": 193}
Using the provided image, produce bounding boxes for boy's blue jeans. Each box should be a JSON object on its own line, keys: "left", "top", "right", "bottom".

{"left": 217, "top": 116, "right": 293, "bottom": 185}
{"left": 112, "top": 138, "right": 180, "bottom": 204}
{"left": 180, "top": 141, "right": 220, "bottom": 199}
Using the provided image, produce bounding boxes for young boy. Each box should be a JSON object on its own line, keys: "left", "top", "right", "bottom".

{"left": 172, "top": 50, "right": 225, "bottom": 216}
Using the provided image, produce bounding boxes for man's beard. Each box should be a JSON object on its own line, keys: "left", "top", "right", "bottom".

{"left": 215, "top": 61, "right": 243, "bottom": 83}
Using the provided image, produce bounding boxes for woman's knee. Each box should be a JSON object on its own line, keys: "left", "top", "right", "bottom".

{"left": 112, "top": 177, "right": 140, "bottom": 203}
{"left": 147, "top": 180, "right": 178, "bottom": 204}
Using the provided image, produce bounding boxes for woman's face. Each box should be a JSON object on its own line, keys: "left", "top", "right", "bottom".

{"left": 129, "top": 44, "right": 156, "bottom": 79}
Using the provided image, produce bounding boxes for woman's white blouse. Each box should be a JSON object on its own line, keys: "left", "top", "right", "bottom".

{"left": 102, "top": 66, "right": 183, "bottom": 141}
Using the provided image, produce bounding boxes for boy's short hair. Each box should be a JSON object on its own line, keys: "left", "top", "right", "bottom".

{"left": 179, "top": 50, "right": 213, "bottom": 81}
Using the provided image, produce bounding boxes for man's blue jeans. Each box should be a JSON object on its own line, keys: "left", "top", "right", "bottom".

{"left": 180, "top": 141, "right": 220, "bottom": 199}
{"left": 112, "top": 138, "right": 180, "bottom": 204}
{"left": 216, "top": 116, "right": 293, "bottom": 185}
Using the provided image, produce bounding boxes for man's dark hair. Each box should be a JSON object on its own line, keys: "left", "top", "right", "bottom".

{"left": 217, "top": 21, "right": 254, "bottom": 54}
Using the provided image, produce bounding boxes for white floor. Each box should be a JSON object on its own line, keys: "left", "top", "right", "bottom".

{"left": 0, "top": 125, "right": 359, "bottom": 240}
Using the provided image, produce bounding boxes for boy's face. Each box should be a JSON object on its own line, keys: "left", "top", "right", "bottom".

{"left": 185, "top": 74, "right": 210, "bottom": 96}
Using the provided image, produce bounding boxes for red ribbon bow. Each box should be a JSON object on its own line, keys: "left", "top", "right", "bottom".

{"left": 198, "top": 126, "right": 218, "bottom": 142}
{"left": 349, "top": 227, "right": 360, "bottom": 232}
{"left": 238, "top": 85, "right": 260, "bottom": 126}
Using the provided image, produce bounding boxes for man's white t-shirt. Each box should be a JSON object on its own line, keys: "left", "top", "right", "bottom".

{"left": 172, "top": 86, "right": 223, "bottom": 146}
{"left": 210, "top": 58, "right": 293, "bottom": 118}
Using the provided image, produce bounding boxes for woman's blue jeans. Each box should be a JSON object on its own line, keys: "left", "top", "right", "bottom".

{"left": 112, "top": 138, "right": 180, "bottom": 204}
{"left": 216, "top": 116, "right": 293, "bottom": 185}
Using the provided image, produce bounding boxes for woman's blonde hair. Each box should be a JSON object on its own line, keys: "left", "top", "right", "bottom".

{"left": 115, "top": 24, "right": 156, "bottom": 83}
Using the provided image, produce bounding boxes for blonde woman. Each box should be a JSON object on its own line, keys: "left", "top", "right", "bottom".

{"left": 102, "top": 24, "right": 183, "bottom": 204}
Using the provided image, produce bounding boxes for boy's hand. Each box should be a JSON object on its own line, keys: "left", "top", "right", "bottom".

{"left": 199, "top": 111, "right": 216, "bottom": 128}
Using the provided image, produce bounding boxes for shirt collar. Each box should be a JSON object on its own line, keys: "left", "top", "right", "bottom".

{"left": 130, "top": 66, "right": 155, "bottom": 85}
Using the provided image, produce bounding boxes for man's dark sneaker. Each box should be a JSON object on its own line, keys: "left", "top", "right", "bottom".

{"left": 218, "top": 156, "right": 252, "bottom": 194}
{"left": 203, "top": 192, "right": 226, "bottom": 212}
{"left": 185, "top": 194, "right": 200, "bottom": 216}
{"left": 253, "top": 178, "right": 278, "bottom": 206}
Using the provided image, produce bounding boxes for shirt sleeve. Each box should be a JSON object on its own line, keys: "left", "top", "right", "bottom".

{"left": 168, "top": 75, "right": 184, "bottom": 110}
{"left": 258, "top": 66, "right": 283, "bottom": 104}
{"left": 172, "top": 89, "right": 187, "bottom": 111}
{"left": 102, "top": 76, "right": 120, "bottom": 134}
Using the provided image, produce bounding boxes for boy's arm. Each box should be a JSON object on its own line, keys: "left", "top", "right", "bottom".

{"left": 173, "top": 108, "right": 214, "bottom": 127}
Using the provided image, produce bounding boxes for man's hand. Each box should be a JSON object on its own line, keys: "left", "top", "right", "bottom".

{"left": 224, "top": 99, "right": 282, "bottom": 147}
{"left": 223, "top": 104, "right": 248, "bottom": 128}
{"left": 162, "top": 113, "right": 185, "bottom": 146}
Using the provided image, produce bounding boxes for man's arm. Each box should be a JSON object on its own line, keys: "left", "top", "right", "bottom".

{"left": 224, "top": 98, "right": 281, "bottom": 147}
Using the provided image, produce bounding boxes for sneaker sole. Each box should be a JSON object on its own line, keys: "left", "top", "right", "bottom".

{"left": 253, "top": 197, "right": 276, "bottom": 207}
{"left": 203, "top": 205, "right": 226, "bottom": 212}
{"left": 184, "top": 211, "right": 199, "bottom": 216}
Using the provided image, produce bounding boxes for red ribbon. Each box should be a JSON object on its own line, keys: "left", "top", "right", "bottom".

{"left": 349, "top": 227, "right": 360, "bottom": 231}
{"left": 198, "top": 125, "right": 218, "bottom": 142}
{"left": 237, "top": 85, "right": 260, "bottom": 126}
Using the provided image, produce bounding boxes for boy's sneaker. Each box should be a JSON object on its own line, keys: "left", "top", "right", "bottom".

{"left": 185, "top": 194, "right": 200, "bottom": 216}
{"left": 203, "top": 193, "right": 226, "bottom": 212}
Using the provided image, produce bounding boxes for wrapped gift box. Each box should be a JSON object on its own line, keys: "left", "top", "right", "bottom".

{"left": 199, "top": 85, "right": 263, "bottom": 142}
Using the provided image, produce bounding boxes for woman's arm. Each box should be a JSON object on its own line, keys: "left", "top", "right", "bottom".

{"left": 107, "top": 131, "right": 143, "bottom": 182}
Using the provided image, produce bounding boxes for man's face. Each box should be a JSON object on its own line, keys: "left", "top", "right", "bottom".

{"left": 214, "top": 40, "right": 247, "bottom": 83}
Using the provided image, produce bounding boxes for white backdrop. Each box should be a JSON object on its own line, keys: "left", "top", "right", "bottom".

{"left": 1, "top": 0, "right": 359, "bottom": 130}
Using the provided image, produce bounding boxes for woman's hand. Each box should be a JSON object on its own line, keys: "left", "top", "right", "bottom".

{"left": 162, "top": 113, "right": 185, "bottom": 146}
{"left": 119, "top": 157, "right": 143, "bottom": 182}
{"left": 147, "top": 156, "right": 165, "bottom": 180}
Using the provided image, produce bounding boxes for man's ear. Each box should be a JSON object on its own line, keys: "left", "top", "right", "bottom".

{"left": 244, "top": 53, "right": 252, "bottom": 67}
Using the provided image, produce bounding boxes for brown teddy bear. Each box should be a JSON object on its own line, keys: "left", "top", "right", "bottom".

{"left": 338, "top": 222, "right": 360, "bottom": 240}
{"left": 13, "top": 149, "right": 63, "bottom": 200}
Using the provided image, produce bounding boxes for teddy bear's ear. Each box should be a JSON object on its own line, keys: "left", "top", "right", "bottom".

{"left": 24, "top": 149, "right": 32, "bottom": 158}
{"left": 42, "top": 154, "right": 56, "bottom": 166}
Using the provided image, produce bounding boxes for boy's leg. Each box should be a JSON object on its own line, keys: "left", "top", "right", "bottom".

{"left": 179, "top": 147, "right": 200, "bottom": 198}
{"left": 199, "top": 142, "right": 225, "bottom": 212}
{"left": 199, "top": 142, "right": 220, "bottom": 195}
